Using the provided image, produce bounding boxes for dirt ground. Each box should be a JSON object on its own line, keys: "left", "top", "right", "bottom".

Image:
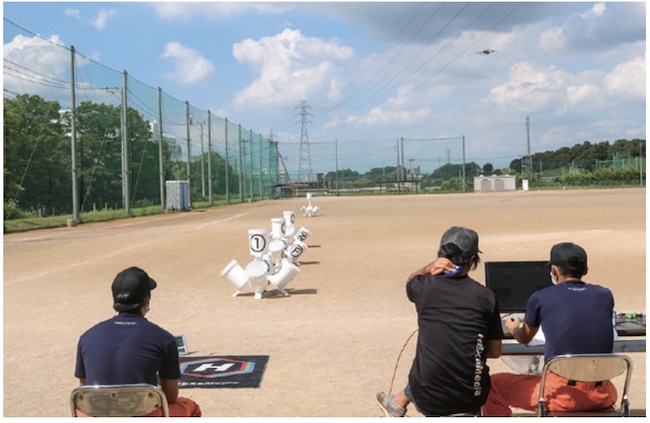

{"left": 3, "top": 188, "right": 646, "bottom": 417}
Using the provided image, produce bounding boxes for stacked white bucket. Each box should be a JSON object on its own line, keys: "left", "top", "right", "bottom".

{"left": 300, "top": 192, "right": 319, "bottom": 217}
{"left": 220, "top": 210, "right": 311, "bottom": 299}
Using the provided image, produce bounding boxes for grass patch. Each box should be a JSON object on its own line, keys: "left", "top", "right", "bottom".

{"left": 3, "top": 198, "right": 247, "bottom": 234}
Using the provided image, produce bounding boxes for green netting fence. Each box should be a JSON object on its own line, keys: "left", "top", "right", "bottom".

{"left": 4, "top": 19, "right": 278, "bottom": 220}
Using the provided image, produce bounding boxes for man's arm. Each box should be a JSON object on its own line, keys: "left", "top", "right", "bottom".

{"left": 504, "top": 316, "right": 538, "bottom": 345}
{"left": 78, "top": 378, "right": 87, "bottom": 386}
{"left": 486, "top": 339, "right": 502, "bottom": 358}
{"left": 160, "top": 378, "right": 179, "bottom": 404}
{"left": 407, "top": 257, "right": 456, "bottom": 281}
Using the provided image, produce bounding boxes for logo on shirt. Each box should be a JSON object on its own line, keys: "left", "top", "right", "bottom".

{"left": 473, "top": 334, "right": 485, "bottom": 396}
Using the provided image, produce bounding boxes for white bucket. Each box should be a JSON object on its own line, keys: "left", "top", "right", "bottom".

{"left": 282, "top": 211, "right": 296, "bottom": 238}
{"left": 220, "top": 259, "right": 249, "bottom": 290}
{"left": 283, "top": 210, "right": 295, "bottom": 227}
{"left": 267, "top": 239, "right": 286, "bottom": 264}
{"left": 248, "top": 229, "right": 270, "bottom": 258}
{"left": 245, "top": 259, "right": 269, "bottom": 298}
{"left": 268, "top": 258, "right": 300, "bottom": 290}
{"left": 294, "top": 226, "right": 311, "bottom": 242}
{"left": 287, "top": 240, "right": 308, "bottom": 260}
{"left": 270, "top": 218, "right": 285, "bottom": 240}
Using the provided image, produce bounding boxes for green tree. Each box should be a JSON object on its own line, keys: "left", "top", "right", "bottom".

{"left": 4, "top": 94, "right": 69, "bottom": 217}
{"left": 62, "top": 102, "right": 160, "bottom": 210}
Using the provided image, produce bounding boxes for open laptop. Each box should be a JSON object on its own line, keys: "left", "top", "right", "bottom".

{"left": 484, "top": 261, "right": 553, "bottom": 318}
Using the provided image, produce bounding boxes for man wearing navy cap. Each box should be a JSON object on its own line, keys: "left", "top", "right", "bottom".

{"left": 482, "top": 242, "right": 617, "bottom": 416}
{"left": 74, "top": 267, "right": 201, "bottom": 417}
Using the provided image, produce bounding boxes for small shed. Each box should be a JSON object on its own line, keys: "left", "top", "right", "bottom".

{"left": 166, "top": 180, "right": 190, "bottom": 210}
{"left": 473, "top": 175, "right": 516, "bottom": 192}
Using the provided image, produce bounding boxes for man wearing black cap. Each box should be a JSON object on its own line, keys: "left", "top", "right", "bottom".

{"left": 376, "top": 226, "right": 503, "bottom": 417}
{"left": 74, "top": 266, "right": 201, "bottom": 417}
{"left": 482, "top": 242, "right": 617, "bottom": 416}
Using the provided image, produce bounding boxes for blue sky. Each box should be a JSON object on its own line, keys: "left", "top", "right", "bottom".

{"left": 3, "top": 2, "right": 646, "bottom": 174}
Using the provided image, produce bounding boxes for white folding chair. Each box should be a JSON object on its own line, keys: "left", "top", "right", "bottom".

{"left": 537, "top": 353, "right": 633, "bottom": 417}
{"left": 70, "top": 383, "right": 169, "bottom": 417}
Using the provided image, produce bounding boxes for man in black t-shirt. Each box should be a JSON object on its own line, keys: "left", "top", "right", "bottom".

{"left": 376, "top": 227, "right": 503, "bottom": 417}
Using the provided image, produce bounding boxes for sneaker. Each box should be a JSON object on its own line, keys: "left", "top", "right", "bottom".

{"left": 375, "top": 392, "right": 406, "bottom": 417}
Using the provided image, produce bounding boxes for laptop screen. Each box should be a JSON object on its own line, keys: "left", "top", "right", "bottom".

{"left": 484, "top": 261, "right": 553, "bottom": 313}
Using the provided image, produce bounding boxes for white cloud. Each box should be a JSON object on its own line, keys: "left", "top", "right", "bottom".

{"left": 64, "top": 8, "right": 81, "bottom": 19}
{"left": 64, "top": 7, "right": 117, "bottom": 31}
{"left": 3, "top": 34, "right": 69, "bottom": 95}
{"left": 604, "top": 56, "right": 645, "bottom": 101}
{"left": 231, "top": 28, "right": 353, "bottom": 109}
{"left": 161, "top": 42, "right": 215, "bottom": 85}
{"left": 152, "top": 2, "right": 291, "bottom": 21}
{"left": 487, "top": 62, "right": 569, "bottom": 113}
{"left": 92, "top": 8, "right": 117, "bottom": 31}
{"left": 538, "top": 2, "right": 645, "bottom": 54}
{"left": 565, "top": 83, "right": 601, "bottom": 109}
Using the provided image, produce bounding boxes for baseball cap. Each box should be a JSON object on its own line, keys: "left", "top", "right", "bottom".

{"left": 439, "top": 226, "right": 481, "bottom": 257}
{"left": 548, "top": 242, "right": 587, "bottom": 271}
{"left": 111, "top": 266, "right": 157, "bottom": 305}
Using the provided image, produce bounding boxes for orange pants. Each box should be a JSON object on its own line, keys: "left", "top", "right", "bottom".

{"left": 75, "top": 397, "right": 202, "bottom": 417}
{"left": 482, "top": 372, "right": 617, "bottom": 416}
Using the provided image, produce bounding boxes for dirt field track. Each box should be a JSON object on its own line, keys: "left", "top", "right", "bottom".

{"left": 3, "top": 188, "right": 646, "bottom": 417}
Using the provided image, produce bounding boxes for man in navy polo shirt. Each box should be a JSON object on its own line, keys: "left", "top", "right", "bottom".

{"left": 74, "top": 266, "right": 201, "bottom": 417}
{"left": 482, "top": 242, "right": 617, "bottom": 416}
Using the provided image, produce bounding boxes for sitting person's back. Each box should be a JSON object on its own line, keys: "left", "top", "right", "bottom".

{"left": 74, "top": 266, "right": 201, "bottom": 417}
{"left": 482, "top": 242, "right": 617, "bottom": 416}
{"left": 76, "top": 311, "right": 180, "bottom": 386}
{"left": 527, "top": 276, "right": 614, "bottom": 359}
{"left": 376, "top": 226, "right": 503, "bottom": 417}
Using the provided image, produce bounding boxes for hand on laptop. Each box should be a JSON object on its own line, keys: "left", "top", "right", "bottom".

{"left": 504, "top": 315, "right": 521, "bottom": 335}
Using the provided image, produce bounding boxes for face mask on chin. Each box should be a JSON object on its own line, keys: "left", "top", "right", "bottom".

{"left": 550, "top": 272, "right": 557, "bottom": 285}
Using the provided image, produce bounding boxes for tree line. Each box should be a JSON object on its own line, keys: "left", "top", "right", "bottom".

{"left": 4, "top": 94, "right": 239, "bottom": 219}
{"left": 4, "top": 93, "right": 645, "bottom": 220}
{"left": 323, "top": 138, "right": 645, "bottom": 190}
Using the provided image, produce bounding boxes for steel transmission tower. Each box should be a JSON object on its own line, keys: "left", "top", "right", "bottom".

{"left": 297, "top": 100, "right": 313, "bottom": 182}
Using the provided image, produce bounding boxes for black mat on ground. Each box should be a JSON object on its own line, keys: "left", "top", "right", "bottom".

{"left": 178, "top": 355, "right": 269, "bottom": 389}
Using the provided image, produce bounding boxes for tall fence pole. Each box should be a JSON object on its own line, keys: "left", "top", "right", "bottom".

{"left": 238, "top": 124, "right": 243, "bottom": 202}
{"left": 70, "top": 46, "right": 80, "bottom": 223}
{"left": 121, "top": 70, "right": 131, "bottom": 215}
{"left": 185, "top": 101, "right": 192, "bottom": 207}
{"left": 225, "top": 118, "right": 230, "bottom": 203}
{"left": 157, "top": 87, "right": 165, "bottom": 209}
{"left": 207, "top": 111, "right": 213, "bottom": 205}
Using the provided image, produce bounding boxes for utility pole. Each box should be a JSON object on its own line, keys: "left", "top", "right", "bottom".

{"left": 525, "top": 116, "right": 532, "bottom": 176}
{"left": 396, "top": 139, "right": 401, "bottom": 193}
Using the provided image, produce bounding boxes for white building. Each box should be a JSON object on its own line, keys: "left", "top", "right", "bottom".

{"left": 473, "top": 175, "right": 517, "bottom": 192}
